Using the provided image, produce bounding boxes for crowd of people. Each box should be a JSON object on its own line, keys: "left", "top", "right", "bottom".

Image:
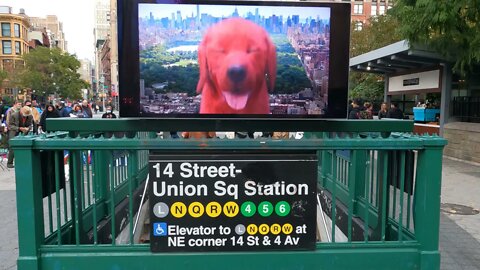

{"left": 348, "top": 99, "right": 405, "bottom": 120}
{"left": 0, "top": 97, "right": 410, "bottom": 168}
{"left": 0, "top": 99, "right": 116, "bottom": 168}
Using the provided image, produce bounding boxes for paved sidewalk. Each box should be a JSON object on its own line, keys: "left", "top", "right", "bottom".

{"left": 0, "top": 156, "right": 479, "bottom": 270}
{"left": 0, "top": 168, "right": 17, "bottom": 270}
{"left": 440, "top": 157, "right": 480, "bottom": 270}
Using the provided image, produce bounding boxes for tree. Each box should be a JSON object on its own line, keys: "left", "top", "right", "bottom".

{"left": 391, "top": 0, "right": 480, "bottom": 73}
{"left": 349, "top": 14, "right": 402, "bottom": 101}
{"left": 18, "top": 47, "right": 89, "bottom": 99}
{"left": 0, "top": 70, "right": 6, "bottom": 83}
{"left": 349, "top": 74, "right": 384, "bottom": 101}
{"left": 350, "top": 14, "right": 402, "bottom": 58}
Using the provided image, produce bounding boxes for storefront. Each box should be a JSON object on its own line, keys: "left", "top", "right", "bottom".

{"left": 387, "top": 68, "right": 443, "bottom": 135}
{"left": 350, "top": 40, "right": 480, "bottom": 163}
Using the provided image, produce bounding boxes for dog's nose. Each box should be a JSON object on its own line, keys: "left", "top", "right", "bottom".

{"left": 227, "top": 65, "right": 246, "bottom": 83}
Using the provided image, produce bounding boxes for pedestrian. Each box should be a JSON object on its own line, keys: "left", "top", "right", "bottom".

{"left": 70, "top": 104, "right": 87, "bottom": 118}
{"left": 81, "top": 100, "right": 93, "bottom": 118}
{"left": 386, "top": 102, "right": 404, "bottom": 119}
{"left": 361, "top": 102, "right": 374, "bottom": 119}
{"left": 57, "top": 101, "right": 68, "bottom": 117}
{"left": 32, "top": 100, "right": 43, "bottom": 115}
{"left": 6, "top": 106, "right": 33, "bottom": 168}
{"left": 101, "top": 105, "right": 117, "bottom": 119}
{"left": 0, "top": 100, "right": 8, "bottom": 123}
{"left": 378, "top": 102, "right": 388, "bottom": 119}
{"left": 39, "top": 104, "right": 60, "bottom": 133}
{"left": 348, "top": 99, "right": 362, "bottom": 119}
{"left": 4, "top": 100, "right": 22, "bottom": 127}
{"left": 24, "top": 100, "right": 41, "bottom": 134}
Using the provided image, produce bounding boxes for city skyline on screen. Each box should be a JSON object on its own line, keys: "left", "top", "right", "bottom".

{"left": 138, "top": 3, "right": 331, "bottom": 116}
{"left": 139, "top": 4, "right": 330, "bottom": 22}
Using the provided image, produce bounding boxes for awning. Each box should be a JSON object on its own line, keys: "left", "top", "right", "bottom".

{"left": 349, "top": 40, "right": 447, "bottom": 75}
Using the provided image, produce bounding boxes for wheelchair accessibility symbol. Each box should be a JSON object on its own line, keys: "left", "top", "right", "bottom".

{"left": 153, "top": 222, "right": 167, "bottom": 236}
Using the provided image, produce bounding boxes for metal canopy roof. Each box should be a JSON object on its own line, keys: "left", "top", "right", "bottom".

{"left": 349, "top": 40, "right": 448, "bottom": 75}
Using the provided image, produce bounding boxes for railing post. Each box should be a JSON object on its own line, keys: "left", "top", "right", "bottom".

{"left": 93, "top": 150, "right": 110, "bottom": 203}
{"left": 130, "top": 150, "right": 140, "bottom": 186}
{"left": 69, "top": 150, "right": 89, "bottom": 244}
{"left": 414, "top": 143, "right": 445, "bottom": 270}
{"left": 13, "top": 136, "right": 44, "bottom": 270}
{"left": 349, "top": 150, "right": 367, "bottom": 216}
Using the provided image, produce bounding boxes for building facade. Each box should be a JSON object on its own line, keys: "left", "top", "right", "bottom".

{"left": 109, "top": 0, "right": 118, "bottom": 101}
{"left": 78, "top": 59, "right": 93, "bottom": 85}
{"left": 350, "top": 0, "right": 394, "bottom": 30}
{"left": 94, "top": 0, "right": 111, "bottom": 98}
{"left": 99, "top": 39, "right": 111, "bottom": 97}
{"left": 29, "top": 15, "right": 67, "bottom": 51}
{"left": 28, "top": 27, "right": 51, "bottom": 49}
{"left": 0, "top": 6, "right": 30, "bottom": 99}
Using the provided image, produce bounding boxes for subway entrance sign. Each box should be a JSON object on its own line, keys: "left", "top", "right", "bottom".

{"left": 149, "top": 151, "right": 317, "bottom": 252}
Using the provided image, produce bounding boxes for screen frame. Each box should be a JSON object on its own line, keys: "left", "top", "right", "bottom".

{"left": 118, "top": 0, "right": 351, "bottom": 120}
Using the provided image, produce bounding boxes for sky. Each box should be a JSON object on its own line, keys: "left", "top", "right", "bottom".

{"left": 139, "top": 4, "right": 330, "bottom": 21}
{"left": 2, "top": 0, "right": 95, "bottom": 62}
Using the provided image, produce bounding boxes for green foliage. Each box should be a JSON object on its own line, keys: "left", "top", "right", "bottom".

{"left": 18, "top": 47, "right": 89, "bottom": 99}
{"left": 350, "top": 14, "right": 402, "bottom": 57}
{"left": 0, "top": 70, "right": 6, "bottom": 84}
{"left": 349, "top": 73, "right": 384, "bottom": 101}
{"left": 391, "top": 0, "right": 480, "bottom": 73}
{"left": 349, "top": 14, "right": 402, "bottom": 101}
{"left": 276, "top": 65, "right": 311, "bottom": 94}
{"left": 1, "top": 95, "right": 13, "bottom": 105}
{"left": 140, "top": 45, "right": 196, "bottom": 66}
{"left": 271, "top": 35, "right": 296, "bottom": 54}
{"left": 140, "top": 37, "right": 311, "bottom": 95}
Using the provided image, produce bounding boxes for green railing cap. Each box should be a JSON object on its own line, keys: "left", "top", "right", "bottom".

{"left": 47, "top": 118, "right": 414, "bottom": 132}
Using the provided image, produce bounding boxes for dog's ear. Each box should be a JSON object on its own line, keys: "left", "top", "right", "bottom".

{"left": 196, "top": 39, "right": 209, "bottom": 94}
{"left": 265, "top": 37, "right": 277, "bottom": 92}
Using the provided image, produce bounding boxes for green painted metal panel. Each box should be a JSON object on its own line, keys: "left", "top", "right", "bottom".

{"left": 11, "top": 121, "right": 447, "bottom": 270}
{"left": 38, "top": 245, "right": 421, "bottom": 270}
{"left": 12, "top": 134, "right": 446, "bottom": 151}
{"left": 15, "top": 144, "right": 44, "bottom": 270}
{"left": 46, "top": 118, "right": 415, "bottom": 132}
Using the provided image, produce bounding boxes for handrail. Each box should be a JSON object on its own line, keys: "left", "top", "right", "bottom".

{"left": 11, "top": 132, "right": 445, "bottom": 151}
{"left": 46, "top": 118, "right": 415, "bottom": 132}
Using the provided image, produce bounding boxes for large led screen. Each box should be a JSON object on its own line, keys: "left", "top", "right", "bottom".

{"left": 118, "top": 0, "right": 350, "bottom": 118}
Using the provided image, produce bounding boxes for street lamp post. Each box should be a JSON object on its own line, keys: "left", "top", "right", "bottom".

{"left": 100, "top": 75, "right": 105, "bottom": 111}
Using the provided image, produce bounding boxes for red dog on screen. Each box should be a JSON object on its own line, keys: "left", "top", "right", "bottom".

{"left": 196, "top": 18, "right": 277, "bottom": 114}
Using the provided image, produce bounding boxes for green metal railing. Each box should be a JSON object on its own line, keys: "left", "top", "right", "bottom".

{"left": 12, "top": 119, "right": 446, "bottom": 270}
{"left": 318, "top": 149, "right": 416, "bottom": 243}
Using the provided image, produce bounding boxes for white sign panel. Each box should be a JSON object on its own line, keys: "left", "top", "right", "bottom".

{"left": 389, "top": 69, "right": 440, "bottom": 93}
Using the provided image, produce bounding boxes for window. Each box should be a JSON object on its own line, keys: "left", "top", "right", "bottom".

{"left": 2, "top": 41, "right": 12, "bottom": 54}
{"left": 14, "top": 24, "right": 20, "bottom": 37}
{"left": 354, "top": 21, "right": 363, "bottom": 31}
{"left": 1, "top": 23, "right": 11, "bottom": 37}
{"left": 379, "top": 5, "right": 386, "bottom": 15}
{"left": 3, "top": 59, "right": 13, "bottom": 70}
{"left": 354, "top": 4, "right": 364, "bottom": 15}
{"left": 371, "top": 6, "right": 377, "bottom": 16}
{"left": 15, "top": 41, "right": 21, "bottom": 55}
